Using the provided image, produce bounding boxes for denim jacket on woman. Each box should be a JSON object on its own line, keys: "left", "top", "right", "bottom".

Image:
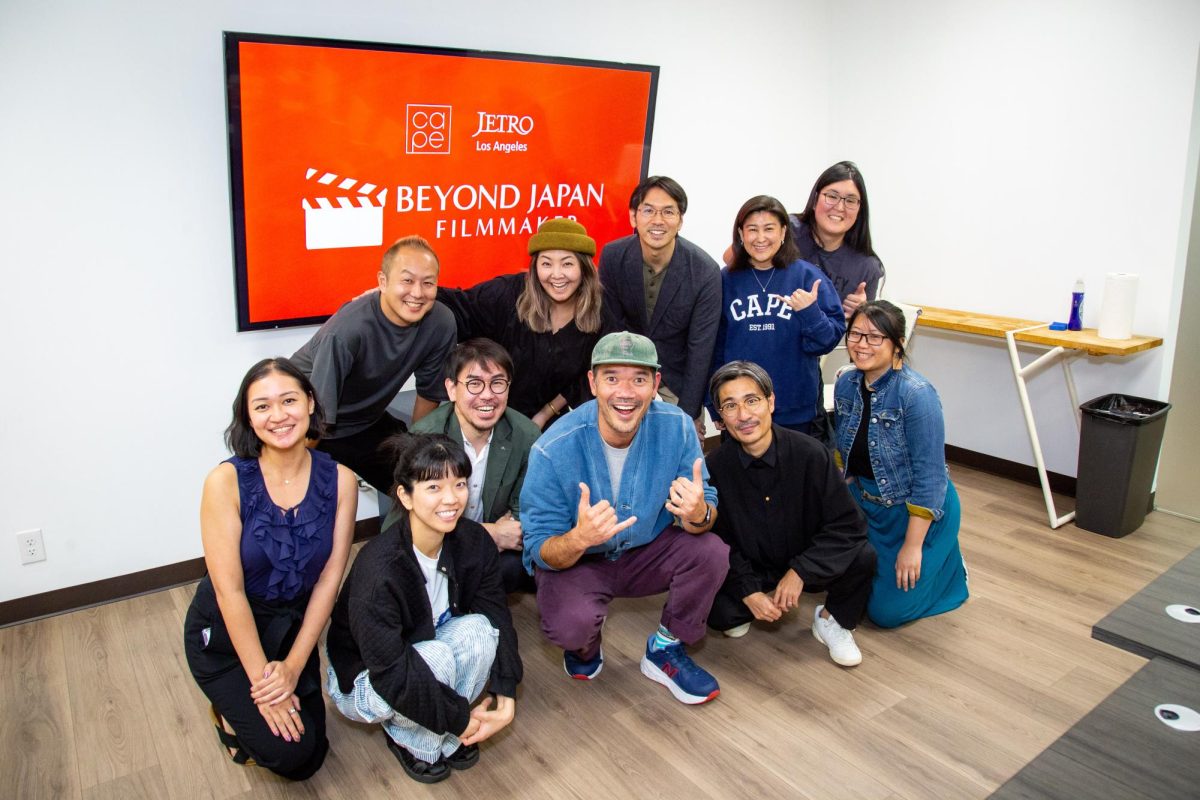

{"left": 833, "top": 363, "right": 948, "bottom": 521}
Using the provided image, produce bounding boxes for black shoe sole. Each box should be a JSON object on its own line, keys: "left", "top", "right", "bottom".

{"left": 384, "top": 733, "right": 450, "bottom": 783}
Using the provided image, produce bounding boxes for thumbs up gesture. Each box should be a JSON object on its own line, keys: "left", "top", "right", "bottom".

{"left": 842, "top": 281, "right": 868, "bottom": 317}
{"left": 778, "top": 278, "right": 822, "bottom": 312}
{"left": 573, "top": 483, "right": 637, "bottom": 548}
{"left": 666, "top": 458, "right": 709, "bottom": 527}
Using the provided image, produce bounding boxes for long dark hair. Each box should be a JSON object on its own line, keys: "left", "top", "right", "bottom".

{"left": 729, "top": 195, "right": 800, "bottom": 272}
{"left": 796, "top": 161, "right": 877, "bottom": 258}
{"left": 224, "top": 357, "right": 324, "bottom": 459}
{"left": 846, "top": 300, "right": 907, "bottom": 362}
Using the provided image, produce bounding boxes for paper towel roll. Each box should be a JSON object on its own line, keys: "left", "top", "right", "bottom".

{"left": 1098, "top": 272, "right": 1138, "bottom": 340}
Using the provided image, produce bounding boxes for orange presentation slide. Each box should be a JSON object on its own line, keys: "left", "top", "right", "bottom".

{"left": 226, "top": 33, "right": 658, "bottom": 330}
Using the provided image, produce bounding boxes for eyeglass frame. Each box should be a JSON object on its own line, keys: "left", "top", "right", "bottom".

{"left": 636, "top": 204, "right": 681, "bottom": 222}
{"left": 716, "top": 394, "right": 767, "bottom": 418}
{"left": 820, "top": 190, "right": 861, "bottom": 210}
{"left": 457, "top": 377, "right": 511, "bottom": 395}
{"left": 846, "top": 330, "right": 886, "bottom": 346}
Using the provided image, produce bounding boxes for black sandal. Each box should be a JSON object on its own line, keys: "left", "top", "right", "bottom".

{"left": 444, "top": 743, "right": 480, "bottom": 770}
{"left": 209, "top": 704, "right": 256, "bottom": 766}
{"left": 384, "top": 732, "right": 450, "bottom": 783}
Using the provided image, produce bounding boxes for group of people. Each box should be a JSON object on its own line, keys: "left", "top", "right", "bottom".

{"left": 183, "top": 164, "right": 969, "bottom": 784}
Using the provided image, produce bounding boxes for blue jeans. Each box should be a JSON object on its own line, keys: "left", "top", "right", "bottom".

{"left": 326, "top": 614, "right": 498, "bottom": 763}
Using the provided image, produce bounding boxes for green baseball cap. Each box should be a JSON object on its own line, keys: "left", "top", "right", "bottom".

{"left": 590, "top": 331, "right": 660, "bottom": 370}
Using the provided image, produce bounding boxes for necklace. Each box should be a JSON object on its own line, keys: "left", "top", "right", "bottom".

{"left": 751, "top": 267, "right": 776, "bottom": 294}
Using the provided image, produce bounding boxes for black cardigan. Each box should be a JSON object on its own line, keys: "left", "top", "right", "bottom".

{"left": 326, "top": 515, "right": 522, "bottom": 738}
{"left": 706, "top": 425, "right": 868, "bottom": 600}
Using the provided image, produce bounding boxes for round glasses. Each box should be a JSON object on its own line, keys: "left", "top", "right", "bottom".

{"left": 717, "top": 395, "right": 765, "bottom": 418}
{"left": 458, "top": 378, "right": 510, "bottom": 395}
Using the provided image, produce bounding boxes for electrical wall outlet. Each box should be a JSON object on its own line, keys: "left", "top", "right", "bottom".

{"left": 18, "top": 529, "right": 46, "bottom": 565}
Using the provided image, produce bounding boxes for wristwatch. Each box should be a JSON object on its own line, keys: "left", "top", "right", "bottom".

{"left": 690, "top": 503, "right": 712, "bottom": 527}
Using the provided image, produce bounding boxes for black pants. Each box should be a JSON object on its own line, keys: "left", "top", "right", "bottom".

{"left": 184, "top": 579, "right": 329, "bottom": 781}
{"left": 316, "top": 414, "right": 407, "bottom": 495}
{"left": 499, "top": 549, "right": 536, "bottom": 594}
{"left": 707, "top": 543, "right": 876, "bottom": 631}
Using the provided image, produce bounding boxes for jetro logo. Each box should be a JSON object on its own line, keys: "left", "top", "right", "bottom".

{"left": 406, "top": 104, "right": 452, "bottom": 155}
{"left": 301, "top": 168, "right": 387, "bottom": 250}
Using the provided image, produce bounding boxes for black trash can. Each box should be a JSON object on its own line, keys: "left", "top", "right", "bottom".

{"left": 1075, "top": 394, "right": 1171, "bottom": 537}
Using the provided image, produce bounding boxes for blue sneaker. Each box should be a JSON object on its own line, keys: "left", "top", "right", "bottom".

{"left": 639, "top": 635, "right": 719, "bottom": 704}
{"left": 563, "top": 646, "right": 604, "bottom": 680}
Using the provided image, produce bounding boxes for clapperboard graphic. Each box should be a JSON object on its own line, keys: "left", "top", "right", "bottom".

{"left": 302, "top": 168, "right": 388, "bottom": 250}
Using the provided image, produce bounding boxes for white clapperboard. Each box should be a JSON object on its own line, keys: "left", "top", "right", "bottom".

{"left": 302, "top": 168, "right": 388, "bottom": 250}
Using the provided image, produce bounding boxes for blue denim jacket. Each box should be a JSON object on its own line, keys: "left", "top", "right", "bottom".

{"left": 520, "top": 399, "right": 718, "bottom": 573}
{"left": 833, "top": 364, "right": 948, "bottom": 521}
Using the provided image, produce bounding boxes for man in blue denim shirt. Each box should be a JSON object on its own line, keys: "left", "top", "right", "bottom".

{"left": 520, "top": 332, "right": 729, "bottom": 704}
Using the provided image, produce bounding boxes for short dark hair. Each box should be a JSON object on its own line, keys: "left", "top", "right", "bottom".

{"left": 729, "top": 195, "right": 800, "bottom": 271}
{"left": 628, "top": 175, "right": 688, "bottom": 215}
{"left": 381, "top": 235, "right": 439, "bottom": 275}
{"left": 796, "top": 161, "right": 878, "bottom": 259}
{"left": 445, "top": 338, "right": 515, "bottom": 383}
{"left": 224, "top": 357, "right": 325, "bottom": 459}
{"left": 847, "top": 300, "right": 907, "bottom": 362}
{"left": 709, "top": 360, "right": 775, "bottom": 409}
{"left": 383, "top": 433, "right": 473, "bottom": 500}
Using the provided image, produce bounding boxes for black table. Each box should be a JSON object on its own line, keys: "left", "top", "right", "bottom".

{"left": 1092, "top": 547, "right": 1200, "bottom": 670}
{"left": 990, "top": 657, "right": 1200, "bottom": 799}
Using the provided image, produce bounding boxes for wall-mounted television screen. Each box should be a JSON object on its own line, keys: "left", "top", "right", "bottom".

{"left": 224, "top": 31, "right": 658, "bottom": 330}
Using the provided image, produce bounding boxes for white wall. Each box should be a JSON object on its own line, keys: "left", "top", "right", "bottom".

{"left": 2, "top": 0, "right": 1197, "bottom": 603}
{"left": 831, "top": 0, "right": 1200, "bottom": 475}
{"left": 0, "top": 0, "right": 825, "bottom": 603}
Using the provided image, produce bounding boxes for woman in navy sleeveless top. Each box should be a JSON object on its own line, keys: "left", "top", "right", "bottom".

{"left": 183, "top": 358, "right": 356, "bottom": 780}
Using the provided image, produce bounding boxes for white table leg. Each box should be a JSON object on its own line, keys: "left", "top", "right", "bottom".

{"left": 1005, "top": 325, "right": 1077, "bottom": 528}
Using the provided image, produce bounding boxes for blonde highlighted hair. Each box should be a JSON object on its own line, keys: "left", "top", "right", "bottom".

{"left": 516, "top": 252, "right": 603, "bottom": 334}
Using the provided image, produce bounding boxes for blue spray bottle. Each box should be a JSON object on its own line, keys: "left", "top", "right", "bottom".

{"left": 1067, "top": 278, "right": 1084, "bottom": 331}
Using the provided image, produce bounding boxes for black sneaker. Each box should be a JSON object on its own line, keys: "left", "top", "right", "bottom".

{"left": 383, "top": 732, "right": 450, "bottom": 784}
{"left": 444, "top": 743, "right": 479, "bottom": 770}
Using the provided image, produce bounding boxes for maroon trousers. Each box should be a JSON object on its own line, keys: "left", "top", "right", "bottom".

{"left": 535, "top": 526, "right": 729, "bottom": 659}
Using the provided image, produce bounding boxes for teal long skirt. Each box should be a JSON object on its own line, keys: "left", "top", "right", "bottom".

{"left": 852, "top": 476, "right": 968, "bottom": 628}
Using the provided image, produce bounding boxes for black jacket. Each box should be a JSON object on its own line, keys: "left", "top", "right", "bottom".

{"left": 326, "top": 515, "right": 522, "bottom": 738}
{"left": 599, "top": 234, "right": 722, "bottom": 418}
{"left": 706, "top": 425, "right": 868, "bottom": 599}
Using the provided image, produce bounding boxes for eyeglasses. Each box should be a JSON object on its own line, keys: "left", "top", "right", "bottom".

{"left": 717, "top": 395, "right": 766, "bottom": 418}
{"left": 637, "top": 205, "right": 680, "bottom": 222}
{"left": 458, "top": 378, "right": 510, "bottom": 395}
{"left": 820, "top": 191, "right": 861, "bottom": 210}
{"left": 847, "top": 331, "right": 886, "bottom": 346}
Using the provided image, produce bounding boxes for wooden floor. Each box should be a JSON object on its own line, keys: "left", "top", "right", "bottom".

{"left": 3, "top": 464, "right": 1197, "bottom": 800}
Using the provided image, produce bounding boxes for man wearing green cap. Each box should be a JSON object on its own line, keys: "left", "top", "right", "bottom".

{"left": 520, "top": 331, "right": 729, "bottom": 704}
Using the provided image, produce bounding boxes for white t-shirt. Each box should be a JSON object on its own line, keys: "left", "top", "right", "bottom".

{"left": 413, "top": 544, "right": 450, "bottom": 627}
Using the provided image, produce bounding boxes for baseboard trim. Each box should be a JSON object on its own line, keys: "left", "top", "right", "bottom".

{"left": 0, "top": 557, "right": 208, "bottom": 629}
{"left": 945, "top": 444, "right": 1077, "bottom": 497}
{"left": 0, "top": 517, "right": 385, "bottom": 629}
{"left": 3, "top": 453, "right": 1067, "bottom": 628}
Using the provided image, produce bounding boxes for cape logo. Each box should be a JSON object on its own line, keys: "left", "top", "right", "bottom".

{"left": 301, "top": 168, "right": 387, "bottom": 250}
{"left": 406, "top": 104, "right": 452, "bottom": 155}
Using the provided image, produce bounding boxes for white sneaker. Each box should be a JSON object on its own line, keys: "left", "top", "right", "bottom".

{"left": 812, "top": 605, "right": 862, "bottom": 667}
{"left": 723, "top": 622, "right": 751, "bottom": 638}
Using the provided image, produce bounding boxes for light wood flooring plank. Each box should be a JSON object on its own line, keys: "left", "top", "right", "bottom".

{"left": 61, "top": 604, "right": 158, "bottom": 790}
{"left": 0, "top": 614, "right": 83, "bottom": 800}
